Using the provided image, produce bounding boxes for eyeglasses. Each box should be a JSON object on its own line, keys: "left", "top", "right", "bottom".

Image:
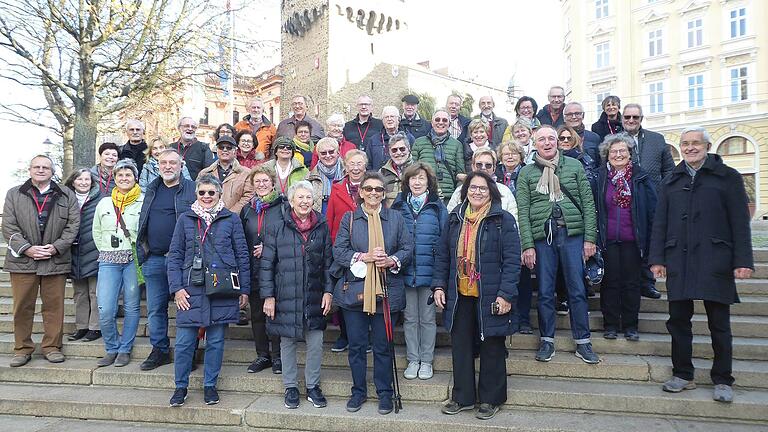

{"left": 197, "top": 190, "right": 217, "bottom": 196}
{"left": 346, "top": 161, "right": 365, "bottom": 168}
{"left": 468, "top": 185, "right": 489, "bottom": 194}
{"left": 549, "top": 95, "right": 565, "bottom": 99}
{"left": 218, "top": 146, "right": 235, "bottom": 152}
{"left": 318, "top": 150, "right": 336, "bottom": 156}
{"left": 276, "top": 144, "right": 293, "bottom": 150}
{"left": 474, "top": 162, "right": 494, "bottom": 170}
{"left": 362, "top": 186, "right": 385, "bottom": 193}
{"left": 558, "top": 135, "right": 572, "bottom": 142}
{"left": 623, "top": 115, "right": 642, "bottom": 120}
{"left": 389, "top": 146, "right": 408, "bottom": 154}
{"left": 564, "top": 112, "right": 584, "bottom": 117}
{"left": 433, "top": 118, "right": 450, "bottom": 123}
{"left": 609, "top": 148, "right": 629, "bottom": 155}
{"left": 252, "top": 179, "right": 272, "bottom": 185}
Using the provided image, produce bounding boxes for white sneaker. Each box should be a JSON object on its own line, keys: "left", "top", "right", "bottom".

{"left": 418, "top": 362, "right": 433, "bottom": 380}
{"left": 404, "top": 361, "right": 419, "bottom": 380}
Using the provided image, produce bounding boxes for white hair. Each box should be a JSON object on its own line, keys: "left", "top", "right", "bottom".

{"left": 326, "top": 113, "right": 345, "bottom": 125}
{"left": 286, "top": 180, "right": 315, "bottom": 202}
{"left": 680, "top": 126, "right": 712, "bottom": 145}
{"left": 381, "top": 105, "right": 399, "bottom": 117}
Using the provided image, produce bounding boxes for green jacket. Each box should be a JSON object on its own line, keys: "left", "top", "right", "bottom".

{"left": 516, "top": 152, "right": 596, "bottom": 250}
{"left": 92, "top": 195, "right": 144, "bottom": 252}
{"left": 263, "top": 158, "right": 309, "bottom": 193}
{"left": 410, "top": 134, "right": 464, "bottom": 200}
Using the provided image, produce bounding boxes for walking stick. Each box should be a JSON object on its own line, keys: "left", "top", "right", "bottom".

{"left": 379, "top": 269, "right": 403, "bottom": 413}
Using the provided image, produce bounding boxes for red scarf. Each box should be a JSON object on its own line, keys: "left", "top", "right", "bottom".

{"left": 291, "top": 210, "right": 318, "bottom": 241}
{"left": 608, "top": 162, "right": 633, "bottom": 209}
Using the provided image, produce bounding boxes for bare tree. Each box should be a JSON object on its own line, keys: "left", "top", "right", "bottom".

{"left": 0, "top": 0, "right": 230, "bottom": 175}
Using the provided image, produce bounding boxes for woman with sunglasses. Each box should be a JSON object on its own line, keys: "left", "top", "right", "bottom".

{"left": 309, "top": 113, "right": 357, "bottom": 170}
{"left": 307, "top": 137, "right": 345, "bottom": 214}
{"left": 263, "top": 136, "right": 309, "bottom": 195}
{"left": 380, "top": 133, "right": 413, "bottom": 207}
{"left": 332, "top": 171, "right": 413, "bottom": 415}
{"left": 197, "top": 136, "right": 254, "bottom": 214}
{"left": 167, "top": 175, "right": 250, "bottom": 407}
{"left": 433, "top": 171, "right": 520, "bottom": 420}
{"left": 446, "top": 148, "right": 518, "bottom": 221}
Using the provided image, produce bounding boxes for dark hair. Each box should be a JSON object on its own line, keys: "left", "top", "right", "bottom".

{"left": 235, "top": 129, "right": 259, "bottom": 148}
{"left": 294, "top": 120, "right": 312, "bottom": 134}
{"left": 214, "top": 123, "right": 235, "bottom": 141}
{"left": 514, "top": 96, "right": 538, "bottom": 116}
{"left": 64, "top": 167, "right": 96, "bottom": 191}
{"left": 361, "top": 171, "right": 386, "bottom": 187}
{"left": 98, "top": 142, "right": 119, "bottom": 155}
{"left": 460, "top": 171, "right": 501, "bottom": 204}
{"left": 400, "top": 162, "right": 438, "bottom": 198}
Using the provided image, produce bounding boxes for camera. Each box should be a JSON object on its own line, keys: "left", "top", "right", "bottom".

{"left": 110, "top": 235, "right": 120, "bottom": 248}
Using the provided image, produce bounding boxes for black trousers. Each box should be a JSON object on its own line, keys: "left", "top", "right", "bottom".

{"left": 667, "top": 300, "right": 733, "bottom": 385}
{"left": 601, "top": 242, "right": 642, "bottom": 332}
{"left": 450, "top": 295, "right": 507, "bottom": 406}
{"left": 249, "top": 295, "right": 280, "bottom": 360}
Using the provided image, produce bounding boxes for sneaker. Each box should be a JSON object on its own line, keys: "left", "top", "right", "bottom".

{"left": 114, "top": 352, "right": 130, "bottom": 367}
{"left": 44, "top": 351, "right": 65, "bottom": 363}
{"left": 624, "top": 330, "right": 639, "bottom": 342}
{"left": 662, "top": 376, "right": 696, "bottom": 393}
{"left": 603, "top": 329, "right": 618, "bottom": 339}
{"left": 96, "top": 353, "right": 117, "bottom": 367}
{"left": 140, "top": 348, "right": 172, "bottom": 371}
{"left": 475, "top": 403, "right": 500, "bottom": 420}
{"left": 346, "top": 394, "right": 367, "bottom": 412}
{"left": 519, "top": 325, "right": 533, "bottom": 335}
{"left": 378, "top": 396, "right": 393, "bottom": 415}
{"left": 246, "top": 356, "right": 272, "bottom": 373}
{"left": 9, "top": 354, "right": 32, "bottom": 367}
{"left": 713, "top": 384, "right": 733, "bottom": 403}
{"left": 534, "top": 341, "right": 555, "bottom": 362}
{"left": 272, "top": 358, "right": 282, "bottom": 374}
{"left": 169, "top": 388, "right": 187, "bottom": 407}
{"left": 237, "top": 309, "right": 249, "bottom": 326}
{"left": 284, "top": 387, "right": 300, "bottom": 409}
{"left": 403, "top": 361, "right": 419, "bottom": 380}
{"left": 555, "top": 301, "right": 569, "bottom": 316}
{"left": 418, "top": 362, "right": 433, "bottom": 380}
{"left": 575, "top": 343, "right": 600, "bottom": 364}
{"left": 331, "top": 338, "right": 348, "bottom": 353}
{"left": 441, "top": 400, "right": 474, "bottom": 415}
{"left": 68, "top": 329, "right": 88, "bottom": 341}
{"left": 306, "top": 385, "right": 327, "bottom": 408}
{"left": 82, "top": 330, "right": 102, "bottom": 342}
{"left": 204, "top": 386, "right": 220, "bottom": 405}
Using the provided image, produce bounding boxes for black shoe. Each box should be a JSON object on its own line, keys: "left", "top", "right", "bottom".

{"left": 331, "top": 338, "right": 348, "bottom": 352}
{"left": 625, "top": 330, "right": 640, "bottom": 341}
{"left": 82, "top": 330, "right": 102, "bottom": 342}
{"left": 586, "top": 286, "right": 596, "bottom": 297}
{"left": 641, "top": 285, "right": 662, "bottom": 299}
{"left": 306, "top": 385, "right": 327, "bottom": 408}
{"left": 237, "top": 309, "right": 249, "bottom": 326}
{"left": 68, "top": 329, "right": 88, "bottom": 341}
{"left": 535, "top": 340, "right": 555, "bottom": 362}
{"left": 575, "top": 342, "right": 600, "bottom": 364}
{"left": 519, "top": 325, "right": 533, "bottom": 335}
{"left": 204, "top": 386, "right": 219, "bottom": 405}
{"left": 346, "top": 394, "right": 367, "bottom": 412}
{"left": 284, "top": 387, "right": 300, "bottom": 409}
{"left": 169, "top": 388, "right": 187, "bottom": 407}
{"left": 555, "top": 301, "right": 569, "bottom": 316}
{"left": 272, "top": 358, "right": 282, "bottom": 374}
{"left": 441, "top": 400, "right": 474, "bottom": 415}
{"left": 476, "top": 403, "right": 500, "bottom": 420}
{"left": 378, "top": 396, "right": 393, "bottom": 415}
{"left": 140, "top": 348, "right": 172, "bottom": 371}
{"left": 247, "top": 356, "right": 272, "bottom": 373}
{"left": 603, "top": 329, "right": 618, "bottom": 339}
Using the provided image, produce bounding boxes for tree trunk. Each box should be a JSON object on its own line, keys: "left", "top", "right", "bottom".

{"left": 72, "top": 108, "right": 98, "bottom": 171}
{"left": 61, "top": 126, "right": 74, "bottom": 177}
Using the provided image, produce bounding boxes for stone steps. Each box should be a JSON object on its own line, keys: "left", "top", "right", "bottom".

{"left": 656, "top": 278, "right": 768, "bottom": 296}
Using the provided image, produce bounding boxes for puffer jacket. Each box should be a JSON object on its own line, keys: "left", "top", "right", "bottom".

{"left": 259, "top": 205, "right": 333, "bottom": 339}
{"left": 516, "top": 152, "right": 597, "bottom": 250}
{"left": 390, "top": 192, "right": 448, "bottom": 288}
{"left": 167, "top": 208, "right": 251, "bottom": 327}
{"left": 197, "top": 160, "right": 254, "bottom": 214}
{"left": 69, "top": 184, "right": 101, "bottom": 280}
{"left": 241, "top": 194, "right": 287, "bottom": 289}
{"left": 2, "top": 180, "right": 79, "bottom": 275}
{"left": 410, "top": 134, "right": 465, "bottom": 200}
{"left": 432, "top": 200, "right": 520, "bottom": 338}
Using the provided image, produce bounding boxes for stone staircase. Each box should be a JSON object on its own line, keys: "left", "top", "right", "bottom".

{"left": 0, "top": 246, "right": 767, "bottom": 431}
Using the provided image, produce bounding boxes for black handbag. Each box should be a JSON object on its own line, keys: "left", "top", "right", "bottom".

{"left": 196, "top": 222, "right": 242, "bottom": 299}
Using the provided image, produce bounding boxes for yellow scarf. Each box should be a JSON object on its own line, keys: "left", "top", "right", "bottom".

{"left": 362, "top": 206, "right": 385, "bottom": 314}
{"left": 456, "top": 201, "right": 491, "bottom": 297}
{"left": 111, "top": 184, "right": 141, "bottom": 213}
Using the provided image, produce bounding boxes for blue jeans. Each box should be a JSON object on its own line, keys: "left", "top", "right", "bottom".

{"left": 534, "top": 226, "right": 591, "bottom": 344}
{"left": 174, "top": 324, "right": 227, "bottom": 388}
{"left": 513, "top": 266, "right": 533, "bottom": 330}
{"left": 97, "top": 262, "right": 140, "bottom": 354}
{"left": 343, "top": 309, "right": 397, "bottom": 399}
{"left": 142, "top": 254, "right": 171, "bottom": 352}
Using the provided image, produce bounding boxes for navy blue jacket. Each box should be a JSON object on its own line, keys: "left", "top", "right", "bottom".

{"left": 69, "top": 184, "right": 101, "bottom": 280}
{"left": 390, "top": 192, "right": 448, "bottom": 288}
{"left": 167, "top": 208, "right": 251, "bottom": 327}
{"left": 580, "top": 129, "right": 602, "bottom": 167}
{"left": 399, "top": 115, "right": 431, "bottom": 140}
{"left": 365, "top": 128, "right": 414, "bottom": 171}
{"left": 432, "top": 200, "right": 520, "bottom": 339}
{"left": 136, "top": 177, "right": 196, "bottom": 264}
{"left": 597, "top": 165, "right": 657, "bottom": 259}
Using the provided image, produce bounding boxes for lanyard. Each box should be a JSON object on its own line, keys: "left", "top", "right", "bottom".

{"left": 256, "top": 211, "right": 265, "bottom": 235}
{"left": 277, "top": 175, "right": 288, "bottom": 193}
{"left": 197, "top": 219, "right": 212, "bottom": 245}
{"left": 113, "top": 205, "right": 123, "bottom": 231}
{"left": 99, "top": 170, "right": 112, "bottom": 195}
{"left": 177, "top": 142, "right": 193, "bottom": 160}
{"left": 29, "top": 189, "right": 51, "bottom": 216}
{"left": 345, "top": 182, "right": 358, "bottom": 209}
{"left": 357, "top": 122, "right": 371, "bottom": 144}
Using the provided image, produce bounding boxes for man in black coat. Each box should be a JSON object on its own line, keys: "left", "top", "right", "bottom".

{"left": 400, "top": 94, "right": 431, "bottom": 139}
{"left": 649, "top": 126, "right": 753, "bottom": 403}
{"left": 119, "top": 119, "right": 148, "bottom": 175}
{"left": 343, "top": 95, "right": 384, "bottom": 150}
{"left": 536, "top": 86, "right": 566, "bottom": 128}
{"left": 173, "top": 117, "right": 215, "bottom": 180}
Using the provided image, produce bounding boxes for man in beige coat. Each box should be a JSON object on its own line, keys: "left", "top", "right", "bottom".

{"left": 198, "top": 136, "right": 255, "bottom": 214}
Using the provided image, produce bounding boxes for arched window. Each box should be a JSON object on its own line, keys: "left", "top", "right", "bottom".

{"left": 667, "top": 144, "right": 681, "bottom": 163}
{"left": 717, "top": 136, "right": 755, "bottom": 156}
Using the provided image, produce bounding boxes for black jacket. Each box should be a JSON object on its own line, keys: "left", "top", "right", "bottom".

{"left": 119, "top": 140, "right": 148, "bottom": 175}
{"left": 69, "top": 184, "right": 101, "bottom": 280}
{"left": 136, "top": 177, "right": 196, "bottom": 264}
{"left": 648, "top": 154, "right": 753, "bottom": 304}
{"left": 630, "top": 128, "right": 675, "bottom": 191}
{"left": 343, "top": 115, "right": 384, "bottom": 149}
{"left": 241, "top": 194, "right": 286, "bottom": 288}
{"left": 453, "top": 114, "right": 471, "bottom": 145}
{"left": 174, "top": 140, "right": 214, "bottom": 180}
{"left": 259, "top": 205, "right": 333, "bottom": 339}
{"left": 591, "top": 112, "right": 623, "bottom": 142}
{"left": 399, "top": 115, "right": 431, "bottom": 139}
{"left": 536, "top": 104, "right": 564, "bottom": 128}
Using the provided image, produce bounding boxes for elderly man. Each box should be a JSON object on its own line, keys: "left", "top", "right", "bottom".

{"left": 517, "top": 125, "right": 599, "bottom": 364}
{"left": 563, "top": 102, "right": 601, "bottom": 165}
{"left": 476, "top": 96, "right": 508, "bottom": 149}
{"left": 3, "top": 155, "right": 79, "bottom": 367}
{"left": 622, "top": 103, "right": 675, "bottom": 299}
{"left": 446, "top": 147, "right": 517, "bottom": 220}
{"left": 277, "top": 95, "right": 325, "bottom": 142}
{"left": 197, "top": 136, "right": 254, "bottom": 214}
{"left": 400, "top": 94, "right": 430, "bottom": 139}
{"left": 119, "top": 119, "right": 148, "bottom": 174}
{"left": 343, "top": 95, "right": 384, "bottom": 150}
{"left": 411, "top": 109, "right": 465, "bottom": 202}
{"left": 446, "top": 94, "right": 471, "bottom": 144}
{"left": 365, "top": 106, "right": 414, "bottom": 171}
{"left": 136, "top": 149, "right": 196, "bottom": 371}
{"left": 536, "top": 86, "right": 566, "bottom": 128}
{"left": 380, "top": 132, "right": 413, "bottom": 206}
{"left": 235, "top": 97, "right": 277, "bottom": 157}
{"left": 649, "top": 126, "right": 753, "bottom": 403}
{"left": 173, "top": 117, "right": 214, "bottom": 180}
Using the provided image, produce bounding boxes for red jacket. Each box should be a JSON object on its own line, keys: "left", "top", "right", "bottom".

{"left": 326, "top": 178, "right": 357, "bottom": 242}
{"left": 310, "top": 138, "right": 357, "bottom": 170}
{"left": 237, "top": 149, "right": 264, "bottom": 169}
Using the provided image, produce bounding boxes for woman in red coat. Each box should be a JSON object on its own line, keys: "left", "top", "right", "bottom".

{"left": 326, "top": 150, "right": 367, "bottom": 242}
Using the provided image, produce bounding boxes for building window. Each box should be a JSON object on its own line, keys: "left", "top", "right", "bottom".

{"left": 687, "top": 19, "right": 703, "bottom": 48}
{"left": 233, "top": 110, "right": 240, "bottom": 124}
{"left": 595, "top": 91, "right": 610, "bottom": 117}
{"left": 687, "top": 75, "right": 704, "bottom": 108}
{"left": 730, "top": 67, "right": 748, "bottom": 102}
{"left": 717, "top": 136, "right": 755, "bottom": 156}
{"left": 595, "top": 42, "right": 610, "bottom": 69}
{"left": 729, "top": 8, "right": 747, "bottom": 38}
{"left": 649, "top": 82, "right": 664, "bottom": 114}
{"left": 648, "top": 29, "right": 663, "bottom": 57}
{"left": 200, "top": 107, "right": 209, "bottom": 126}
{"left": 595, "top": 0, "right": 609, "bottom": 19}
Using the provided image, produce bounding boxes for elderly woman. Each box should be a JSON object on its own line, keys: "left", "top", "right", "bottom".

{"left": 198, "top": 136, "right": 254, "bottom": 214}
{"left": 167, "top": 175, "right": 250, "bottom": 407}
{"left": 390, "top": 163, "right": 446, "bottom": 380}
{"left": 333, "top": 171, "right": 413, "bottom": 415}
{"left": 591, "top": 95, "right": 623, "bottom": 142}
{"left": 241, "top": 166, "right": 286, "bottom": 375}
{"left": 460, "top": 119, "right": 492, "bottom": 178}
{"left": 235, "top": 130, "right": 263, "bottom": 168}
{"left": 263, "top": 136, "right": 309, "bottom": 194}
{"left": 293, "top": 121, "right": 315, "bottom": 166}
{"left": 366, "top": 106, "right": 414, "bottom": 171}
{"left": 139, "top": 137, "right": 191, "bottom": 191}
{"left": 65, "top": 169, "right": 102, "bottom": 342}
{"left": 91, "top": 142, "right": 119, "bottom": 196}
{"left": 433, "top": 171, "right": 520, "bottom": 420}
{"left": 513, "top": 96, "right": 541, "bottom": 129}
{"left": 260, "top": 181, "right": 333, "bottom": 409}
{"left": 310, "top": 113, "right": 357, "bottom": 169}
{"left": 92, "top": 159, "right": 143, "bottom": 367}
{"left": 380, "top": 133, "right": 413, "bottom": 207}
{"left": 597, "top": 134, "right": 656, "bottom": 341}
{"left": 306, "top": 137, "right": 345, "bottom": 214}
{"left": 502, "top": 120, "right": 535, "bottom": 164}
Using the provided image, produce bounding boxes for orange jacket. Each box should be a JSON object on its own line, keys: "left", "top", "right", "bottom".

{"left": 235, "top": 115, "right": 277, "bottom": 158}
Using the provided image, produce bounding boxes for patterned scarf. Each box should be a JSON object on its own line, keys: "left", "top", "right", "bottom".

{"left": 362, "top": 205, "right": 385, "bottom": 314}
{"left": 250, "top": 190, "right": 279, "bottom": 214}
{"left": 111, "top": 184, "right": 141, "bottom": 213}
{"left": 456, "top": 201, "right": 491, "bottom": 297}
{"left": 408, "top": 191, "right": 428, "bottom": 214}
{"left": 608, "top": 161, "right": 633, "bottom": 209}
{"left": 316, "top": 159, "right": 344, "bottom": 199}
{"left": 429, "top": 129, "right": 450, "bottom": 165}
{"left": 291, "top": 209, "right": 318, "bottom": 241}
{"left": 191, "top": 200, "right": 225, "bottom": 225}
{"left": 534, "top": 152, "right": 563, "bottom": 202}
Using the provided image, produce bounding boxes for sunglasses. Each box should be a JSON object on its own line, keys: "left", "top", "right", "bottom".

{"left": 433, "top": 118, "right": 450, "bottom": 123}
{"left": 318, "top": 150, "right": 336, "bottom": 156}
{"left": 276, "top": 144, "right": 293, "bottom": 150}
{"left": 218, "top": 145, "right": 235, "bottom": 151}
{"left": 389, "top": 146, "right": 408, "bottom": 154}
{"left": 361, "top": 186, "right": 385, "bottom": 193}
{"left": 474, "top": 162, "right": 494, "bottom": 170}
{"left": 558, "top": 135, "right": 572, "bottom": 142}
{"left": 623, "top": 115, "right": 641, "bottom": 120}
{"left": 197, "top": 190, "right": 217, "bottom": 196}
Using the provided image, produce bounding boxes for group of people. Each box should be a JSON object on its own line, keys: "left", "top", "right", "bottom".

{"left": 2, "top": 86, "right": 753, "bottom": 419}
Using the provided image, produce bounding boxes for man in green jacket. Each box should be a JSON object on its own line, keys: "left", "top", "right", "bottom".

{"left": 516, "top": 125, "right": 599, "bottom": 365}
{"left": 410, "top": 109, "right": 465, "bottom": 202}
